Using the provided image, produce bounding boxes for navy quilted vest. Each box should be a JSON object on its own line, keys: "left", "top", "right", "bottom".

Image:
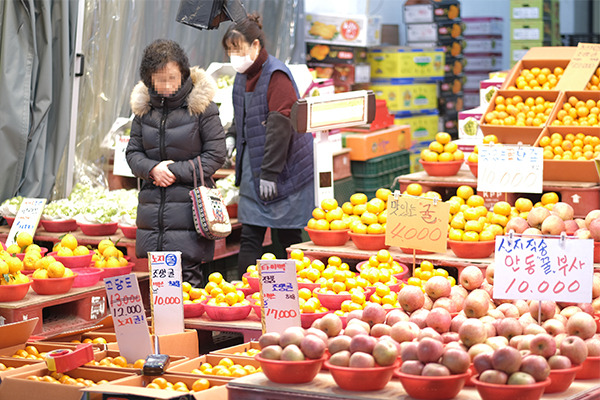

{"left": 232, "top": 55, "right": 314, "bottom": 202}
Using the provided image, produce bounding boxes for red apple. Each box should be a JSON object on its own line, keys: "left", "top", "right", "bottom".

{"left": 385, "top": 309, "right": 409, "bottom": 326}
{"left": 459, "top": 318, "right": 487, "bottom": 348}
{"left": 584, "top": 209, "right": 600, "bottom": 228}
{"left": 589, "top": 218, "right": 600, "bottom": 241}
{"left": 398, "top": 285, "right": 425, "bottom": 313}
{"left": 542, "top": 318, "right": 566, "bottom": 336}
{"left": 425, "top": 276, "right": 451, "bottom": 300}
{"left": 418, "top": 327, "right": 444, "bottom": 342}
{"left": 528, "top": 300, "right": 556, "bottom": 322}
{"left": 400, "top": 341, "right": 419, "bottom": 361}
{"left": 479, "top": 369, "right": 508, "bottom": 384}
{"left": 463, "top": 289, "right": 490, "bottom": 318}
{"left": 566, "top": 311, "right": 597, "bottom": 340}
{"left": 496, "top": 317, "right": 523, "bottom": 340}
{"left": 409, "top": 308, "right": 429, "bottom": 329}
{"left": 485, "top": 262, "right": 495, "bottom": 284}
{"left": 441, "top": 347, "right": 471, "bottom": 374}
{"left": 473, "top": 351, "right": 494, "bottom": 374}
{"left": 520, "top": 354, "right": 550, "bottom": 382}
{"left": 450, "top": 313, "right": 467, "bottom": 333}
{"left": 390, "top": 321, "right": 420, "bottom": 343}
{"left": 551, "top": 202, "right": 574, "bottom": 221}
{"left": 541, "top": 214, "right": 566, "bottom": 235}
{"left": 585, "top": 337, "right": 600, "bottom": 356}
{"left": 459, "top": 265, "right": 484, "bottom": 290}
{"left": 426, "top": 307, "right": 452, "bottom": 334}
{"left": 560, "top": 335, "right": 588, "bottom": 365}
{"left": 548, "top": 354, "right": 572, "bottom": 369}
{"left": 497, "top": 303, "right": 520, "bottom": 318}
{"left": 522, "top": 227, "right": 542, "bottom": 236}
{"left": 400, "top": 360, "right": 424, "bottom": 375}
{"left": 527, "top": 206, "right": 551, "bottom": 228}
{"left": 432, "top": 297, "right": 456, "bottom": 313}
{"left": 417, "top": 337, "right": 445, "bottom": 363}
{"left": 492, "top": 346, "right": 522, "bottom": 374}
{"left": 564, "top": 219, "right": 579, "bottom": 235}
{"left": 529, "top": 333, "right": 557, "bottom": 358}
{"left": 361, "top": 302, "right": 386, "bottom": 327}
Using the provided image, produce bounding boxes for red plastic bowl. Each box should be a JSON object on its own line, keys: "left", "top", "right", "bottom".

{"left": 326, "top": 360, "right": 399, "bottom": 391}
{"left": 466, "top": 160, "right": 478, "bottom": 177}
{"left": 420, "top": 159, "right": 464, "bottom": 177}
{"left": 236, "top": 286, "right": 256, "bottom": 296}
{"left": 202, "top": 299, "right": 252, "bottom": 321}
{"left": 575, "top": 356, "right": 600, "bottom": 380}
{"left": 15, "top": 247, "right": 49, "bottom": 261}
{"left": 49, "top": 250, "right": 94, "bottom": 268}
{"left": 297, "top": 281, "right": 321, "bottom": 292}
{"left": 97, "top": 263, "right": 134, "bottom": 279}
{"left": 304, "top": 227, "right": 349, "bottom": 246}
{"left": 183, "top": 301, "right": 205, "bottom": 318}
{"left": 448, "top": 240, "right": 495, "bottom": 259}
{"left": 545, "top": 365, "right": 583, "bottom": 393}
{"left": 243, "top": 273, "right": 260, "bottom": 292}
{"left": 356, "top": 260, "right": 410, "bottom": 282}
{"left": 471, "top": 375, "right": 551, "bottom": 400}
{"left": 70, "top": 267, "right": 103, "bottom": 288}
{"left": 301, "top": 310, "right": 330, "bottom": 329}
{"left": 40, "top": 219, "right": 78, "bottom": 233}
{"left": 119, "top": 225, "right": 137, "bottom": 239}
{"left": 226, "top": 203, "right": 238, "bottom": 218}
{"left": 256, "top": 354, "right": 326, "bottom": 384}
{"left": 78, "top": 222, "right": 118, "bottom": 236}
{"left": 349, "top": 232, "right": 389, "bottom": 251}
{"left": 594, "top": 241, "right": 600, "bottom": 263}
{"left": 315, "top": 290, "right": 351, "bottom": 310}
{"left": 31, "top": 274, "right": 76, "bottom": 295}
{"left": 395, "top": 370, "right": 470, "bottom": 399}
{"left": 3, "top": 216, "right": 15, "bottom": 227}
{"left": 0, "top": 279, "right": 31, "bottom": 302}
{"left": 464, "top": 363, "right": 476, "bottom": 387}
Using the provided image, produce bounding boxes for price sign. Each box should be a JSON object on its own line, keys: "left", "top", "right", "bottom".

{"left": 493, "top": 236, "right": 594, "bottom": 303}
{"left": 478, "top": 145, "right": 543, "bottom": 193}
{"left": 104, "top": 273, "right": 153, "bottom": 361}
{"left": 556, "top": 43, "right": 600, "bottom": 91}
{"left": 259, "top": 259, "right": 301, "bottom": 334}
{"left": 385, "top": 194, "right": 450, "bottom": 253}
{"left": 5, "top": 198, "right": 46, "bottom": 247}
{"left": 149, "top": 251, "right": 184, "bottom": 336}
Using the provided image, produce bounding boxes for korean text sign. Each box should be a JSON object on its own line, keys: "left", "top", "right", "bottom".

{"left": 478, "top": 145, "right": 543, "bottom": 193}
{"left": 258, "top": 259, "right": 301, "bottom": 334}
{"left": 104, "top": 273, "right": 153, "bottom": 361}
{"left": 386, "top": 194, "right": 450, "bottom": 253}
{"left": 149, "top": 251, "right": 184, "bottom": 336}
{"left": 5, "top": 198, "right": 46, "bottom": 247}
{"left": 493, "top": 236, "right": 594, "bottom": 303}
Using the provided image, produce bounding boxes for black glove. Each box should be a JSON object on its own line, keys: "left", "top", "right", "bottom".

{"left": 259, "top": 179, "right": 277, "bottom": 201}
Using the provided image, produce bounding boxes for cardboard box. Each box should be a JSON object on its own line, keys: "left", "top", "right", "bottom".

{"left": 368, "top": 46, "right": 445, "bottom": 79}
{"left": 85, "top": 373, "right": 228, "bottom": 400}
{"left": 97, "top": 328, "right": 199, "bottom": 359}
{"left": 509, "top": 40, "right": 551, "bottom": 65}
{"left": 511, "top": 19, "right": 551, "bottom": 42}
{"left": 406, "top": 20, "right": 464, "bottom": 43}
{"left": 458, "top": 106, "right": 486, "bottom": 139}
{"left": 209, "top": 341, "right": 260, "bottom": 359}
{"left": 341, "top": 125, "right": 412, "bottom": 161}
{"left": 462, "top": 17, "right": 503, "bottom": 36}
{"left": 0, "top": 366, "right": 134, "bottom": 400}
{"left": 502, "top": 58, "right": 571, "bottom": 90}
{"left": 0, "top": 357, "right": 42, "bottom": 382}
{"left": 403, "top": 0, "right": 460, "bottom": 23}
{"left": 407, "top": 38, "right": 465, "bottom": 58}
{"left": 510, "top": 0, "right": 552, "bottom": 20}
{"left": 305, "top": 13, "right": 382, "bottom": 47}
{"left": 306, "top": 43, "right": 367, "bottom": 65}
{"left": 83, "top": 349, "right": 187, "bottom": 374}
{"left": 370, "top": 80, "right": 438, "bottom": 113}
{"left": 394, "top": 111, "right": 439, "bottom": 144}
{"left": 463, "top": 36, "right": 503, "bottom": 54}
{"left": 480, "top": 77, "right": 505, "bottom": 107}
{"left": 166, "top": 354, "right": 261, "bottom": 378}
{"left": 463, "top": 54, "right": 503, "bottom": 72}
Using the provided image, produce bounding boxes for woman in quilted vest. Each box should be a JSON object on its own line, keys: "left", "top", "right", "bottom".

{"left": 126, "top": 39, "right": 226, "bottom": 287}
{"left": 222, "top": 14, "right": 315, "bottom": 278}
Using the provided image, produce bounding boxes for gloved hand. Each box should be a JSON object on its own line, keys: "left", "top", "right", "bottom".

{"left": 225, "top": 136, "right": 236, "bottom": 158}
{"left": 259, "top": 179, "right": 277, "bottom": 201}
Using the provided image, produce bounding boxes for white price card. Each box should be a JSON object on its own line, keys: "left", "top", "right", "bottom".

{"left": 493, "top": 236, "right": 594, "bottom": 303}
{"left": 104, "top": 273, "right": 153, "bottom": 362}
{"left": 149, "top": 252, "right": 184, "bottom": 336}
{"left": 5, "top": 198, "right": 46, "bottom": 247}
{"left": 478, "top": 145, "right": 543, "bottom": 194}
{"left": 259, "top": 259, "right": 301, "bottom": 334}
{"left": 385, "top": 194, "right": 450, "bottom": 253}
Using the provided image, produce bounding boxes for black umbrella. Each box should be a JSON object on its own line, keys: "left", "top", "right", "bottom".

{"left": 176, "top": 0, "right": 247, "bottom": 30}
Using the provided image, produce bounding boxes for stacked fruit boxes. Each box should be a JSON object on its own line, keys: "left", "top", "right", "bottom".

{"left": 462, "top": 17, "right": 504, "bottom": 110}
{"left": 510, "top": 0, "right": 560, "bottom": 66}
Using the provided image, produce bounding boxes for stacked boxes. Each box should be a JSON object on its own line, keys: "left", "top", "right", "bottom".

{"left": 510, "top": 0, "right": 560, "bottom": 65}
{"left": 462, "top": 17, "right": 504, "bottom": 110}
{"left": 403, "top": 0, "right": 464, "bottom": 149}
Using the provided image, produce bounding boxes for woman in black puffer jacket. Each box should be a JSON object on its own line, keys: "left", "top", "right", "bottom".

{"left": 126, "top": 39, "right": 226, "bottom": 287}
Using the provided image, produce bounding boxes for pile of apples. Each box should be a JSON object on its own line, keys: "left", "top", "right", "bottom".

{"left": 399, "top": 336, "right": 471, "bottom": 376}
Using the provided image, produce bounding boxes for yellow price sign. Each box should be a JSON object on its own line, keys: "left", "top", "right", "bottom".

{"left": 385, "top": 194, "right": 450, "bottom": 253}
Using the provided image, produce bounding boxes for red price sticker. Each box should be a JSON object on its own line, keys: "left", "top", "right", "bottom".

{"left": 385, "top": 194, "right": 449, "bottom": 253}
{"left": 493, "top": 236, "right": 594, "bottom": 303}
{"left": 259, "top": 259, "right": 300, "bottom": 334}
{"left": 340, "top": 19, "right": 360, "bottom": 40}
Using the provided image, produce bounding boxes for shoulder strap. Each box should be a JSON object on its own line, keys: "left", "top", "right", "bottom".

{"left": 188, "top": 157, "right": 205, "bottom": 187}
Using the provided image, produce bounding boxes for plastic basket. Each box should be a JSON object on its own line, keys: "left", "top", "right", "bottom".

{"left": 351, "top": 150, "right": 410, "bottom": 176}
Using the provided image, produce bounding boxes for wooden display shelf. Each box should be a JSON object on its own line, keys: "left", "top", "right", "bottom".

{"left": 185, "top": 312, "right": 262, "bottom": 343}
{"left": 393, "top": 170, "right": 600, "bottom": 218}
{"left": 0, "top": 272, "right": 148, "bottom": 337}
{"left": 227, "top": 371, "right": 600, "bottom": 400}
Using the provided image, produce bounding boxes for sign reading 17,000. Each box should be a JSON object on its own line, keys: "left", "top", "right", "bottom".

{"left": 385, "top": 194, "right": 450, "bottom": 253}
{"left": 477, "top": 145, "right": 543, "bottom": 194}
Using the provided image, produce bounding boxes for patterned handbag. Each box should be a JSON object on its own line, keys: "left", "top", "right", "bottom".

{"left": 188, "top": 156, "right": 231, "bottom": 240}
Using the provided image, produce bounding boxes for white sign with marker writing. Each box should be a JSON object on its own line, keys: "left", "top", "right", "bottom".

{"left": 259, "top": 259, "right": 301, "bottom": 334}
{"left": 5, "top": 198, "right": 46, "bottom": 247}
{"left": 149, "top": 251, "right": 184, "bottom": 336}
{"left": 478, "top": 145, "right": 543, "bottom": 194}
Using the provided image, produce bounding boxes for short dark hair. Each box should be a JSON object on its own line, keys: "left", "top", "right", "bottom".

{"left": 221, "top": 13, "right": 265, "bottom": 52}
{"left": 139, "top": 39, "right": 190, "bottom": 88}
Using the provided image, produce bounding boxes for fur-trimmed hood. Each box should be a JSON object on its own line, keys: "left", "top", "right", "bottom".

{"left": 130, "top": 66, "right": 217, "bottom": 116}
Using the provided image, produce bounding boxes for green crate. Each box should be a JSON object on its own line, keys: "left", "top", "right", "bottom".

{"left": 351, "top": 150, "right": 411, "bottom": 176}
{"left": 333, "top": 176, "right": 355, "bottom": 205}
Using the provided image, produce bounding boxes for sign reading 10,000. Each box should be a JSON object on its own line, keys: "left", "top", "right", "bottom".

{"left": 477, "top": 145, "right": 543, "bottom": 194}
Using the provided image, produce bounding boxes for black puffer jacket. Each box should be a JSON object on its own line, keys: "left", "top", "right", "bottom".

{"left": 126, "top": 67, "right": 226, "bottom": 263}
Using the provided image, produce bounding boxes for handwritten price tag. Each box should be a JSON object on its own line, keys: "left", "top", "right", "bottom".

{"left": 385, "top": 194, "right": 450, "bottom": 253}
{"left": 478, "top": 145, "right": 543, "bottom": 194}
{"left": 5, "top": 198, "right": 46, "bottom": 247}
{"left": 493, "top": 236, "right": 594, "bottom": 303}
{"left": 259, "top": 259, "right": 301, "bottom": 334}
{"left": 556, "top": 43, "right": 600, "bottom": 91}
{"left": 104, "top": 273, "right": 152, "bottom": 361}
{"left": 149, "top": 252, "right": 184, "bottom": 336}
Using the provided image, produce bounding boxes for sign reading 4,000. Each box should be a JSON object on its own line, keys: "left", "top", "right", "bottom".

{"left": 477, "top": 145, "right": 543, "bottom": 194}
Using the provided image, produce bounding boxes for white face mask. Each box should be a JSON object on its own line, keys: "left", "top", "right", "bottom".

{"left": 230, "top": 54, "right": 254, "bottom": 73}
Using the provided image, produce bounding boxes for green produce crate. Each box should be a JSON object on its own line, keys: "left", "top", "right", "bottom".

{"left": 350, "top": 150, "right": 411, "bottom": 176}
{"left": 333, "top": 176, "right": 355, "bottom": 205}
{"left": 354, "top": 165, "right": 411, "bottom": 200}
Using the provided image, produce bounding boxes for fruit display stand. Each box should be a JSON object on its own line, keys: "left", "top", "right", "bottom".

{"left": 0, "top": 272, "right": 148, "bottom": 337}
{"left": 226, "top": 370, "right": 600, "bottom": 400}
